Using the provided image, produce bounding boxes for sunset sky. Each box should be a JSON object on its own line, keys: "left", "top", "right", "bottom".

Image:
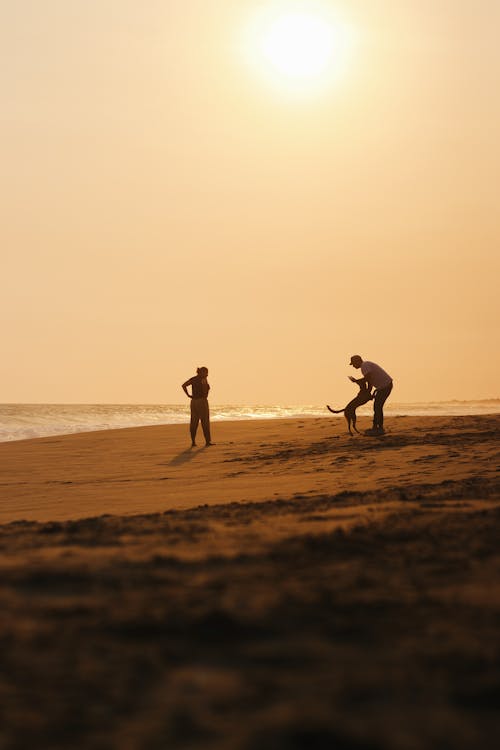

{"left": 2, "top": 0, "right": 499, "bottom": 405}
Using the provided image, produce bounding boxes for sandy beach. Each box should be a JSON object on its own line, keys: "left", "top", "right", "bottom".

{"left": 1, "top": 414, "right": 499, "bottom": 749}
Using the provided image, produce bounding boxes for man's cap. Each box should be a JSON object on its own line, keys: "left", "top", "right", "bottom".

{"left": 349, "top": 354, "right": 362, "bottom": 366}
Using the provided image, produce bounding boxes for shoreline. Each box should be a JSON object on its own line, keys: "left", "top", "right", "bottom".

{"left": 2, "top": 402, "right": 500, "bottom": 445}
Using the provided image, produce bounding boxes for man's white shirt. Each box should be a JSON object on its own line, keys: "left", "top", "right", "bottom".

{"left": 361, "top": 361, "right": 392, "bottom": 390}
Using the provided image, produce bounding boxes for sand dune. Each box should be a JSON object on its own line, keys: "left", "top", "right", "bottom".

{"left": 0, "top": 415, "right": 499, "bottom": 749}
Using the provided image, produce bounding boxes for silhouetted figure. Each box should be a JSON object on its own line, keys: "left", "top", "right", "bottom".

{"left": 327, "top": 378, "right": 373, "bottom": 435}
{"left": 182, "top": 367, "right": 214, "bottom": 447}
{"left": 349, "top": 355, "right": 393, "bottom": 435}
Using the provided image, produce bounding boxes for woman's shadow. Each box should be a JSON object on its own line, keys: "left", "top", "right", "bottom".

{"left": 168, "top": 446, "right": 207, "bottom": 466}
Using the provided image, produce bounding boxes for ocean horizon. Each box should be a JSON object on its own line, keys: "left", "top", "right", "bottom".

{"left": 1, "top": 401, "right": 499, "bottom": 443}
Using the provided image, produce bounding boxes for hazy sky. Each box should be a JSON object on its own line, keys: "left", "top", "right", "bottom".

{"left": 2, "top": 1, "right": 499, "bottom": 404}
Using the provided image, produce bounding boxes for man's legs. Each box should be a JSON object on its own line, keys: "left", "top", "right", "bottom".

{"left": 373, "top": 383, "right": 393, "bottom": 430}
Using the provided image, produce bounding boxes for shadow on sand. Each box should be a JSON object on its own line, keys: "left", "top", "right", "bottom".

{"left": 169, "top": 447, "right": 207, "bottom": 466}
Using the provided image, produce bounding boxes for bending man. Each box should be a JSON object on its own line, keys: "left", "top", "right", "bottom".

{"left": 349, "top": 355, "right": 393, "bottom": 436}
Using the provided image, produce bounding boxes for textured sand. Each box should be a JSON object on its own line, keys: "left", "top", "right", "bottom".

{"left": 1, "top": 414, "right": 499, "bottom": 523}
{"left": 0, "top": 415, "right": 499, "bottom": 749}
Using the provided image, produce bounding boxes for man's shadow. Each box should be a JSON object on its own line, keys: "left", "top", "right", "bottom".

{"left": 168, "top": 447, "right": 207, "bottom": 466}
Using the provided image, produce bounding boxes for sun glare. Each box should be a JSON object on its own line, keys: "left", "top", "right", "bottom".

{"left": 262, "top": 12, "right": 334, "bottom": 80}
{"left": 243, "top": 4, "right": 353, "bottom": 95}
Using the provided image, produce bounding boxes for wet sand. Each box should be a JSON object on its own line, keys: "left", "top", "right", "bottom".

{"left": 0, "top": 414, "right": 499, "bottom": 749}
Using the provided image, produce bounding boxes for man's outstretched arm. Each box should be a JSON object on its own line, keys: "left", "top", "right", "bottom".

{"left": 349, "top": 376, "right": 367, "bottom": 385}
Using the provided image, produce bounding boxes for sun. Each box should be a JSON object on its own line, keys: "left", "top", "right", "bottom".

{"left": 261, "top": 12, "right": 334, "bottom": 80}
{"left": 243, "top": 4, "right": 353, "bottom": 94}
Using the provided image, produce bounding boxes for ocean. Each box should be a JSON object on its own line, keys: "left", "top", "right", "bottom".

{"left": 1, "top": 401, "right": 499, "bottom": 443}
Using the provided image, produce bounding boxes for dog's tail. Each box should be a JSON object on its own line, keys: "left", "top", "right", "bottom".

{"left": 326, "top": 405, "right": 344, "bottom": 414}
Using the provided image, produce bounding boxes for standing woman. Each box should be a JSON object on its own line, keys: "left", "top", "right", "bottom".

{"left": 182, "top": 367, "right": 214, "bottom": 447}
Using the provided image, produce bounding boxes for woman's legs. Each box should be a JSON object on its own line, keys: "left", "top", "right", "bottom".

{"left": 199, "top": 399, "right": 212, "bottom": 444}
{"left": 191, "top": 398, "right": 211, "bottom": 445}
{"left": 190, "top": 402, "right": 200, "bottom": 445}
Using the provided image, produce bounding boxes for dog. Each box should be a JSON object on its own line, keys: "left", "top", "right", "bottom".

{"left": 326, "top": 379, "right": 373, "bottom": 435}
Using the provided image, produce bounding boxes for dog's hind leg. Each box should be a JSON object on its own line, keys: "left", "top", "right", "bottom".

{"left": 345, "top": 413, "right": 353, "bottom": 436}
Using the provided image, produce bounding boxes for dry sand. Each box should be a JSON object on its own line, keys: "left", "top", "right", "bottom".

{"left": 0, "top": 414, "right": 499, "bottom": 749}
